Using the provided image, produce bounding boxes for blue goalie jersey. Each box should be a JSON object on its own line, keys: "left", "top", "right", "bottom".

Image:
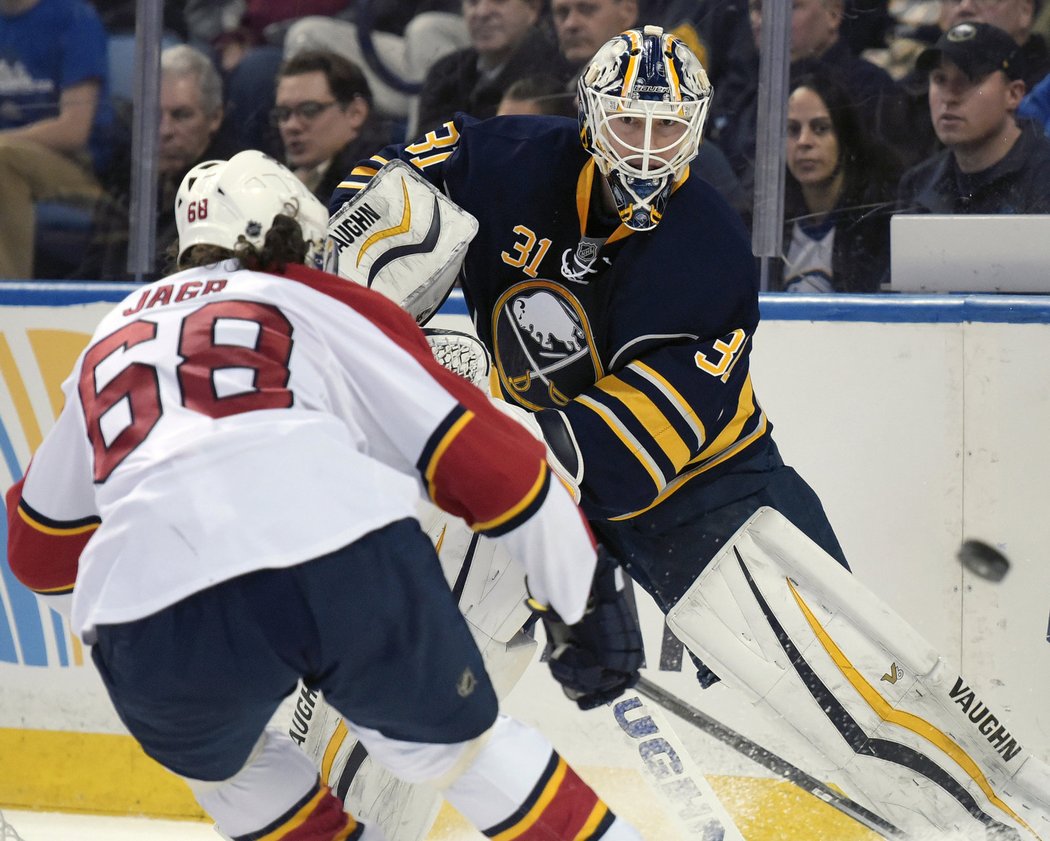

{"left": 331, "top": 114, "right": 840, "bottom": 607}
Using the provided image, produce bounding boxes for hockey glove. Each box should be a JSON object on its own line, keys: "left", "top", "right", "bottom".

{"left": 529, "top": 548, "right": 643, "bottom": 710}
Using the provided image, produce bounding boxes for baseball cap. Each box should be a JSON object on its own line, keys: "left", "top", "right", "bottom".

{"left": 916, "top": 22, "right": 1022, "bottom": 81}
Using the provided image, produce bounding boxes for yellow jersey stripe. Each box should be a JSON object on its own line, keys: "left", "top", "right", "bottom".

{"left": 690, "top": 374, "right": 757, "bottom": 465}
{"left": 630, "top": 360, "right": 706, "bottom": 447}
{"left": 576, "top": 393, "right": 664, "bottom": 492}
{"left": 17, "top": 504, "right": 98, "bottom": 537}
{"left": 423, "top": 410, "right": 474, "bottom": 490}
{"left": 609, "top": 412, "right": 767, "bottom": 521}
{"left": 410, "top": 151, "right": 454, "bottom": 169}
{"left": 573, "top": 801, "right": 610, "bottom": 840}
{"left": 595, "top": 375, "right": 691, "bottom": 472}
{"left": 491, "top": 756, "right": 569, "bottom": 841}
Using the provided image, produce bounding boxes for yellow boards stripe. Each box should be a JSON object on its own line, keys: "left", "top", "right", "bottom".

{"left": 0, "top": 728, "right": 205, "bottom": 818}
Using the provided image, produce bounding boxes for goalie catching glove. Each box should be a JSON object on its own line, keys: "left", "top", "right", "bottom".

{"left": 528, "top": 547, "right": 643, "bottom": 710}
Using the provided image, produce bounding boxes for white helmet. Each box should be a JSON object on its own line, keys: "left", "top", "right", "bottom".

{"left": 174, "top": 150, "right": 329, "bottom": 269}
{"left": 578, "top": 25, "right": 713, "bottom": 231}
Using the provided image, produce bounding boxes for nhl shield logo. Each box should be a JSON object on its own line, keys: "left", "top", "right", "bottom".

{"left": 577, "top": 241, "right": 598, "bottom": 264}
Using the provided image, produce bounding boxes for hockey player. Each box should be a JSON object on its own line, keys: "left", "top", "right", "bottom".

{"left": 331, "top": 24, "right": 847, "bottom": 689}
{"left": 322, "top": 25, "right": 1050, "bottom": 841}
{"left": 4, "top": 150, "right": 645, "bottom": 841}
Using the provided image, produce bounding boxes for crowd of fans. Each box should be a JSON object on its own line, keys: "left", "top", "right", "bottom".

{"left": 4, "top": 0, "right": 1050, "bottom": 290}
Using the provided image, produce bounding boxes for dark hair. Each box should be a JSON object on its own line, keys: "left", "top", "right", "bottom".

{"left": 784, "top": 66, "right": 902, "bottom": 220}
{"left": 178, "top": 214, "right": 308, "bottom": 272}
{"left": 278, "top": 49, "right": 373, "bottom": 107}
{"left": 502, "top": 74, "right": 576, "bottom": 117}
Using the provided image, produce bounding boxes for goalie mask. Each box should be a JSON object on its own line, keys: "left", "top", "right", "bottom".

{"left": 175, "top": 150, "right": 329, "bottom": 269}
{"left": 578, "top": 25, "right": 712, "bottom": 231}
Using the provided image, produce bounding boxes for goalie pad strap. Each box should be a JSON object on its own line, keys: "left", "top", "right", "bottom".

{"left": 666, "top": 507, "right": 1050, "bottom": 841}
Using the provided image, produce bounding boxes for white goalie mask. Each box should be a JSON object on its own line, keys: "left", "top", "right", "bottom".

{"left": 175, "top": 150, "right": 329, "bottom": 269}
{"left": 578, "top": 25, "right": 713, "bottom": 231}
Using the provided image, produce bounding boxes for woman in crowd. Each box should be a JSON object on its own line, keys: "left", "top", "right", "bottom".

{"left": 778, "top": 67, "right": 903, "bottom": 293}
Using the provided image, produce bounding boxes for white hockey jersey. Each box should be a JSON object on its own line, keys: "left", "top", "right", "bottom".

{"left": 7, "top": 262, "right": 597, "bottom": 640}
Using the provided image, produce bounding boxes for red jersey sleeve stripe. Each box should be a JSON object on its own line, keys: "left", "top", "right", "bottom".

{"left": 418, "top": 408, "right": 550, "bottom": 535}
{"left": 417, "top": 406, "right": 474, "bottom": 497}
{"left": 472, "top": 464, "right": 549, "bottom": 537}
{"left": 5, "top": 478, "right": 91, "bottom": 594}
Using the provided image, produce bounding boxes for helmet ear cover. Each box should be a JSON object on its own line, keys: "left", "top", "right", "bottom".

{"left": 577, "top": 25, "right": 713, "bottom": 231}
{"left": 175, "top": 150, "right": 330, "bottom": 269}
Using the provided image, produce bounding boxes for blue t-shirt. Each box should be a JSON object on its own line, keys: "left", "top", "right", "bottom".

{"left": 0, "top": 0, "right": 114, "bottom": 172}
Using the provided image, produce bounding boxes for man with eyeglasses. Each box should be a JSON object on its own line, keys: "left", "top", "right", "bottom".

{"left": 273, "top": 50, "right": 389, "bottom": 202}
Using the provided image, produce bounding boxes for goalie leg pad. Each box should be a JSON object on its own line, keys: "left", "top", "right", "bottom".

{"left": 667, "top": 506, "right": 1050, "bottom": 840}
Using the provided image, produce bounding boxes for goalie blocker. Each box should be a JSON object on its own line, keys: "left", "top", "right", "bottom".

{"left": 667, "top": 507, "right": 1050, "bottom": 840}
{"left": 325, "top": 160, "right": 478, "bottom": 324}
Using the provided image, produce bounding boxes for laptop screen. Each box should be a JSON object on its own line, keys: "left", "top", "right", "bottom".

{"left": 890, "top": 215, "right": 1050, "bottom": 294}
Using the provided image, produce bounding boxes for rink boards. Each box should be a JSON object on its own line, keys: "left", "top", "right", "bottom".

{"left": 0, "top": 284, "right": 1048, "bottom": 839}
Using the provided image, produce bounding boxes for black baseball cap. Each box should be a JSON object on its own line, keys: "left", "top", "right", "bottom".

{"left": 917, "top": 22, "right": 1022, "bottom": 81}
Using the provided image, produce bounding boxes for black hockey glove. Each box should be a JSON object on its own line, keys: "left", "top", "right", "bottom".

{"left": 529, "top": 548, "right": 643, "bottom": 711}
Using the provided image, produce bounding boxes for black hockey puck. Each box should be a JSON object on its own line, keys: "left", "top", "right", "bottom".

{"left": 957, "top": 540, "right": 1010, "bottom": 582}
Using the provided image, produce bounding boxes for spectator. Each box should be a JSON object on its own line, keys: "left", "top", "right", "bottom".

{"left": 0, "top": 0, "right": 114, "bottom": 280}
{"left": 881, "top": 1, "right": 1047, "bottom": 170}
{"left": 707, "top": 0, "right": 896, "bottom": 214}
{"left": 414, "top": 0, "right": 564, "bottom": 136}
{"left": 668, "top": 0, "right": 752, "bottom": 87}
{"left": 284, "top": 1, "right": 469, "bottom": 129}
{"left": 778, "top": 69, "right": 902, "bottom": 292}
{"left": 898, "top": 21, "right": 1050, "bottom": 212}
{"left": 274, "top": 50, "right": 389, "bottom": 202}
{"left": 497, "top": 73, "right": 577, "bottom": 116}
{"left": 941, "top": 0, "right": 1049, "bottom": 89}
{"left": 550, "top": 0, "right": 638, "bottom": 80}
{"left": 862, "top": 0, "right": 943, "bottom": 79}
{"left": 75, "top": 44, "right": 228, "bottom": 281}
{"left": 189, "top": 0, "right": 353, "bottom": 158}
{"left": 840, "top": 0, "right": 896, "bottom": 54}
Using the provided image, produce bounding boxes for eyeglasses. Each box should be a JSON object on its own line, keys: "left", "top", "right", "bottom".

{"left": 269, "top": 100, "right": 339, "bottom": 126}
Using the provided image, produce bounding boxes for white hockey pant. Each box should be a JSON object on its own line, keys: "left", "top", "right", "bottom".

{"left": 184, "top": 727, "right": 388, "bottom": 840}
{"left": 666, "top": 506, "right": 1050, "bottom": 840}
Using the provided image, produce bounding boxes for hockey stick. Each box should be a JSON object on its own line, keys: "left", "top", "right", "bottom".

{"left": 634, "top": 676, "right": 909, "bottom": 840}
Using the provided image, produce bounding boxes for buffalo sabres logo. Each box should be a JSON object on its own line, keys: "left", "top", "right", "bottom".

{"left": 492, "top": 281, "right": 603, "bottom": 410}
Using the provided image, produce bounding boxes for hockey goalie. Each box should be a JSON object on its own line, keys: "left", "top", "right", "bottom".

{"left": 301, "top": 158, "right": 1050, "bottom": 841}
